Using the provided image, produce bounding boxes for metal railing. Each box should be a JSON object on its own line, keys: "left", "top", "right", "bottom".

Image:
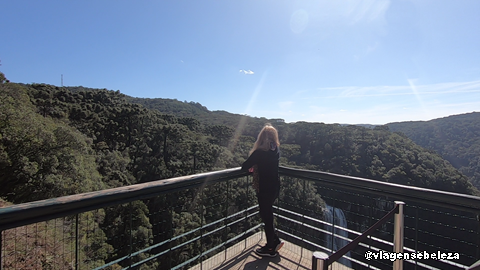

{"left": 312, "top": 201, "right": 405, "bottom": 270}
{"left": 1, "top": 168, "right": 259, "bottom": 269}
{"left": 1, "top": 166, "right": 480, "bottom": 269}
{"left": 277, "top": 166, "right": 480, "bottom": 269}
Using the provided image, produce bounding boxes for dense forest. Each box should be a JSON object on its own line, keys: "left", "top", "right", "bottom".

{"left": 128, "top": 95, "right": 480, "bottom": 193}
{"left": 2, "top": 76, "right": 476, "bottom": 202}
{"left": 126, "top": 91, "right": 479, "bottom": 195}
{"left": 387, "top": 113, "right": 480, "bottom": 189}
{"left": 1, "top": 71, "right": 478, "bottom": 268}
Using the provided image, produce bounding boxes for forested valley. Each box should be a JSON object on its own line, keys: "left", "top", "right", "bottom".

{"left": 128, "top": 93, "right": 480, "bottom": 193}
{"left": 387, "top": 113, "right": 480, "bottom": 189}
{"left": 1, "top": 71, "right": 478, "bottom": 268}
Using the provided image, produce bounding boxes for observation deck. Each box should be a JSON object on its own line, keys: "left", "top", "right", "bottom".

{"left": 187, "top": 231, "right": 349, "bottom": 270}
{"left": 1, "top": 166, "right": 480, "bottom": 269}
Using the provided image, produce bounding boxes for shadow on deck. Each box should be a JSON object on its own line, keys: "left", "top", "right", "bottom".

{"left": 188, "top": 232, "right": 351, "bottom": 270}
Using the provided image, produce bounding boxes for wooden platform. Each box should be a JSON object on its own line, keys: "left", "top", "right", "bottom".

{"left": 188, "top": 232, "right": 351, "bottom": 270}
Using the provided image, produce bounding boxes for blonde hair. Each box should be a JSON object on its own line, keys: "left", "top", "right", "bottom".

{"left": 249, "top": 124, "right": 280, "bottom": 155}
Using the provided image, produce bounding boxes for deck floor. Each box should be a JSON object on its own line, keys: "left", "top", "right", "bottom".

{"left": 188, "top": 232, "right": 351, "bottom": 270}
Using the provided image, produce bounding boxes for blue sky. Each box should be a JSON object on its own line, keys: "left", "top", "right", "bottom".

{"left": 1, "top": 0, "right": 479, "bottom": 125}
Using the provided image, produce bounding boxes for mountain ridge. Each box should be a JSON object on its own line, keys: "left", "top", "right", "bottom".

{"left": 387, "top": 112, "right": 480, "bottom": 189}
{"left": 63, "top": 84, "right": 478, "bottom": 128}
{"left": 2, "top": 81, "right": 475, "bottom": 196}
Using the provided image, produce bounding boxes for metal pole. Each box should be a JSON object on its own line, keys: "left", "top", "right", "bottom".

{"left": 225, "top": 180, "right": 230, "bottom": 262}
{"left": 301, "top": 178, "right": 306, "bottom": 259}
{"left": 477, "top": 214, "right": 480, "bottom": 262}
{"left": 415, "top": 207, "right": 419, "bottom": 270}
{"left": 246, "top": 175, "right": 251, "bottom": 249}
{"left": 393, "top": 201, "right": 405, "bottom": 270}
{"left": 75, "top": 214, "right": 79, "bottom": 270}
{"left": 312, "top": 251, "right": 328, "bottom": 270}
{"left": 331, "top": 203, "right": 336, "bottom": 253}
{"left": 168, "top": 206, "right": 172, "bottom": 269}
{"left": 200, "top": 188, "right": 204, "bottom": 270}
{"left": 0, "top": 230, "right": 3, "bottom": 270}
{"left": 129, "top": 203, "right": 133, "bottom": 269}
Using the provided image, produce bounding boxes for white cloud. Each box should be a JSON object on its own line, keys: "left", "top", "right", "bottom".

{"left": 306, "top": 80, "right": 480, "bottom": 99}
{"left": 271, "top": 80, "right": 480, "bottom": 124}
{"left": 239, "top": 69, "right": 254, "bottom": 75}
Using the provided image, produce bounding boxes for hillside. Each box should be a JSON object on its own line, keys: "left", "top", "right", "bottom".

{"left": 2, "top": 74, "right": 479, "bottom": 268}
{"left": 1, "top": 77, "right": 476, "bottom": 197}
{"left": 125, "top": 96, "right": 285, "bottom": 130}
{"left": 1, "top": 75, "right": 326, "bottom": 268}
{"left": 387, "top": 112, "right": 480, "bottom": 189}
{"left": 127, "top": 91, "right": 480, "bottom": 192}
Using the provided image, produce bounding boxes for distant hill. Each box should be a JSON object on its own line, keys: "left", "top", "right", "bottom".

{"left": 387, "top": 112, "right": 480, "bottom": 189}
{"left": 70, "top": 85, "right": 480, "bottom": 193}
{"left": 125, "top": 96, "right": 286, "bottom": 131}
{"left": 126, "top": 97, "right": 210, "bottom": 118}
{"left": 68, "top": 86, "right": 270, "bottom": 130}
{"left": 341, "top": 124, "right": 378, "bottom": 129}
{"left": 2, "top": 80, "right": 476, "bottom": 197}
{"left": 125, "top": 93, "right": 479, "bottom": 195}
{"left": 63, "top": 86, "right": 480, "bottom": 191}
{"left": 3, "top": 75, "right": 479, "bottom": 268}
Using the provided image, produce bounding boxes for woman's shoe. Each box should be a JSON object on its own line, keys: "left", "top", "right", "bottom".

{"left": 255, "top": 245, "right": 277, "bottom": 257}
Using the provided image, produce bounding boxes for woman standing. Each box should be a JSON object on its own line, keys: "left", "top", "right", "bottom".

{"left": 241, "top": 124, "right": 284, "bottom": 257}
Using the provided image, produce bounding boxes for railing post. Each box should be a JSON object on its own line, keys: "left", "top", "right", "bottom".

{"left": 312, "top": 251, "right": 328, "bottom": 270}
{"left": 224, "top": 180, "right": 230, "bottom": 262}
{"left": 129, "top": 202, "right": 133, "bottom": 269}
{"left": 0, "top": 230, "right": 3, "bottom": 270}
{"left": 246, "top": 175, "right": 251, "bottom": 249}
{"left": 301, "top": 178, "right": 306, "bottom": 258}
{"left": 477, "top": 214, "right": 480, "bottom": 261}
{"left": 200, "top": 188, "right": 204, "bottom": 270}
{"left": 393, "top": 201, "right": 405, "bottom": 270}
{"left": 414, "top": 207, "right": 419, "bottom": 268}
{"left": 331, "top": 203, "right": 336, "bottom": 253}
{"left": 168, "top": 206, "right": 173, "bottom": 269}
{"left": 75, "top": 214, "right": 79, "bottom": 270}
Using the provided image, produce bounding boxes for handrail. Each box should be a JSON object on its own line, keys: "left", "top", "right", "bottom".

{"left": 279, "top": 166, "right": 480, "bottom": 212}
{"left": 312, "top": 202, "right": 404, "bottom": 270}
{"left": 2, "top": 166, "right": 480, "bottom": 269}
{"left": 3, "top": 166, "right": 480, "bottom": 230}
{"left": 328, "top": 203, "right": 399, "bottom": 264}
{"left": 0, "top": 167, "right": 248, "bottom": 231}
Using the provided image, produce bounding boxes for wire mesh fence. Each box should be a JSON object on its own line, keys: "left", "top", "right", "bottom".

{"left": 276, "top": 167, "right": 480, "bottom": 270}
{"left": 1, "top": 169, "right": 259, "bottom": 270}
{"left": 2, "top": 217, "right": 74, "bottom": 269}
{"left": 2, "top": 166, "right": 480, "bottom": 270}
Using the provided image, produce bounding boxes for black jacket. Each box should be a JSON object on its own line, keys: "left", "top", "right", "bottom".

{"left": 241, "top": 146, "right": 280, "bottom": 194}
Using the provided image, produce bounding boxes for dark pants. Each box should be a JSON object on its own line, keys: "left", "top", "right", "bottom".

{"left": 258, "top": 187, "right": 279, "bottom": 248}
